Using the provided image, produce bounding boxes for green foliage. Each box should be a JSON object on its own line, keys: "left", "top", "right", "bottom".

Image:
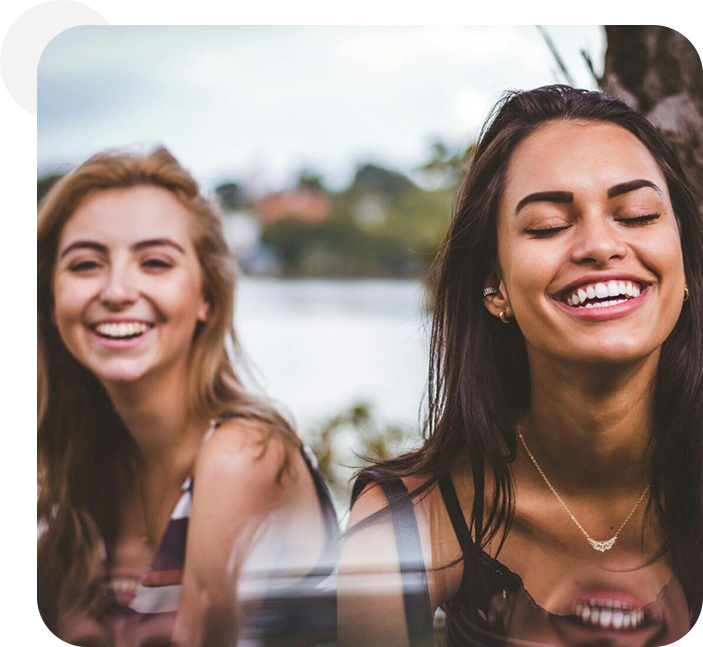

{"left": 214, "top": 181, "right": 247, "bottom": 210}
{"left": 260, "top": 214, "right": 429, "bottom": 277}
{"left": 260, "top": 164, "right": 454, "bottom": 278}
{"left": 296, "top": 170, "right": 325, "bottom": 192}
{"left": 351, "top": 163, "right": 417, "bottom": 195}
{"left": 419, "top": 139, "right": 475, "bottom": 188}
{"left": 305, "top": 402, "right": 413, "bottom": 507}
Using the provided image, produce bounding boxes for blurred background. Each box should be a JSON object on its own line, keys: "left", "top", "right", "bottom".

{"left": 38, "top": 26, "right": 703, "bottom": 510}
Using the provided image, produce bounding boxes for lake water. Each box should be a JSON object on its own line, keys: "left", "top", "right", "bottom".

{"left": 235, "top": 278, "right": 431, "bottom": 440}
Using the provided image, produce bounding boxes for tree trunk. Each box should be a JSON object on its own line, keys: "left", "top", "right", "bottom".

{"left": 601, "top": 26, "right": 703, "bottom": 202}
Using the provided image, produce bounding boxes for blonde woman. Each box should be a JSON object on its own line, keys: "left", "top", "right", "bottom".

{"left": 37, "top": 148, "right": 338, "bottom": 646}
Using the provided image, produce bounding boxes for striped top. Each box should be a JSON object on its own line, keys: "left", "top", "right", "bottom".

{"left": 98, "top": 418, "right": 339, "bottom": 645}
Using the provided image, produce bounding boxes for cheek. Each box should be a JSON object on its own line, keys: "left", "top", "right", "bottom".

{"left": 51, "top": 278, "right": 91, "bottom": 328}
{"left": 503, "top": 241, "right": 561, "bottom": 307}
{"left": 152, "top": 274, "right": 205, "bottom": 320}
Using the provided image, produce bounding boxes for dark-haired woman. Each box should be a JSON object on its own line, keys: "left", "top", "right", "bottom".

{"left": 339, "top": 85, "right": 701, "bottom": 646}
{"left": 38, "top": 148, "right": 338, "bottom": 646}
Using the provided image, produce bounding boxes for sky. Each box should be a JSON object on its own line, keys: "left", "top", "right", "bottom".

{"left": 37, "top": 25, "right": 606, "bottom": 192}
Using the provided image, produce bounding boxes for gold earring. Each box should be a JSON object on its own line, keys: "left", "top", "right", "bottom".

{"left": 499, "top": 310, "right": 512, "bottom": 324}
{"left": 683, "top": 286, "right": 690, "bottom": 302}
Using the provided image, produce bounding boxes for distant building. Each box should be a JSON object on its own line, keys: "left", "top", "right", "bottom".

{"left": 255, "top": 189, "right": 332, "bottom": 226}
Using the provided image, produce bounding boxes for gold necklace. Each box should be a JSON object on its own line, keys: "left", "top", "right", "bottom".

{"left": 131, "top": 419, "right": 217, "bottom": 545}
{"left": 517, "top": 426, "right": 649, "bottom": 552}
{"left": 132, "top": 455, "right": 151, "bottom": 545}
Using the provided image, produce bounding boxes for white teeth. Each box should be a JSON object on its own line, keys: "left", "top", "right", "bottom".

{"left": 584, "top": 299, "right": 627, "bottom": 309}
{"left": 574, "top": 600, "right": 645, "bottom": 631}
{"left": 566, "top": 281, "right": 642, "bottom": 307}
{"left": 599, "top": 609, "right": 613, "bottom": 627}
{"left": 109, "top": 576, "right": 139, "bottom": 595}
{"left": 595, "top": 282, "right": 609, "bottom": 298}
{"left": 94, "top": 322, "right": 151, "bottom": 339}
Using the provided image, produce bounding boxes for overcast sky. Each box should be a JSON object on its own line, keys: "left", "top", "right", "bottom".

{"left": 38, "top": 25, "right": 605, "bottom": 192}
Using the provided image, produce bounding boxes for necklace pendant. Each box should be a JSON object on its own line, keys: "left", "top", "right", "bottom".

{"left": 588, "top": 537, "right": 617, "bottom": 552}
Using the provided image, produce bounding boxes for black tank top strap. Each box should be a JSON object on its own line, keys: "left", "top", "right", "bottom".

{"left": 352, "top": 470, "right": 434, "bottom": 647}
{"left": 438, "top": 472, "right": 496, "bottom": 614}
{"left": 438, "top": 473, "right": 473, "bottom": 552}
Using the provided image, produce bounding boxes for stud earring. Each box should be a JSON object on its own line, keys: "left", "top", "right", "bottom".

{"left": 499, "top": 310, "right": 512, "bottom": 324}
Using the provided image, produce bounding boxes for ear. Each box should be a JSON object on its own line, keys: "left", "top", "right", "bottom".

{"left": 483, "top": 269, "right": 513, "bottom": 320}
{"left": 197, "top": 298, "right": 210, "bottom": 323}
{"left": 50, "top": 305, "right": 58, "bottom": 326}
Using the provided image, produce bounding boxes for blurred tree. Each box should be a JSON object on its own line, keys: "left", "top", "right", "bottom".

{"left": 419, "top": 139, "right": 475, "bottom": 189}
{"left": 305, "top": 402, "right": 408, "bottom": 506}
{"left": 296, "top": 170, "right": 326, "bottom": 192}
{"left": 601, "top": 26, "right": 703, "bottom": 202}
{"left": 352, "top": 163, "right": 416, "bottom": 196}
{"left": 214, "top": 181, "right": 247, "bottom": 210}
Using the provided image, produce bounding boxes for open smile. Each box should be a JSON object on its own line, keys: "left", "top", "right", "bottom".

{"left": 554, "top": 278, "right": 652, "bottom": 321}
{"left": 87, "top": 320, "right": 155, "bottom": 346}
{"left": 549, "top": 593, "right": 664, "bottom": 641}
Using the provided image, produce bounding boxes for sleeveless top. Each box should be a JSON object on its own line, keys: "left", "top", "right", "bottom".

{"left": 351, "top": 471, "right": 692, "bottom": 647}
{"left": 97, "top": 414, "right": 339, "bottom": 646}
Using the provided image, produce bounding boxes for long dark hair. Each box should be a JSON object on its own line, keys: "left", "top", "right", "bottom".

{"left": 354, "top": 85, "right": 703, "bottom": 622}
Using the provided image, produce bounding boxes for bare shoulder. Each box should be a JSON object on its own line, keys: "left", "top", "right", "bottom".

{"left": 193, "top": 417, "right": 302, "bottom": 518}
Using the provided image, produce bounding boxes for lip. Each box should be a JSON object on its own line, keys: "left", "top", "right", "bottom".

{"left": 555, "top": 285, "right": 650, "bottom": 322}
{"left": 556, "top": 273, "right": 653, "bottom": 302}
{"left": 570, "top": 589, "right": 648, "bottom": 611}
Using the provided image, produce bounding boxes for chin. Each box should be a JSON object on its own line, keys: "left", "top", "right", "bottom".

{"left": 90, "top": 363, "right": 152, "bottom": 385}
{"left": 571, "top": 341, "right": 657, "bottom": 366}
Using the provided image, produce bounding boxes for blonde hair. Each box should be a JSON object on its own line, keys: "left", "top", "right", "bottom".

{"left": 37, "top": 147, "right": 297, "bottom": 630}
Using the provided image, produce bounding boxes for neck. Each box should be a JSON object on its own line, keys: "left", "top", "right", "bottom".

{"left": 101, "top": 357, "right": 208, "bottom": 471}
{"left": 521, "top": 349, "right": 658, "bottom": 493}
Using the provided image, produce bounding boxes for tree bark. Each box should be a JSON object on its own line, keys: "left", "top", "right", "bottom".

{"left": 601, "top": 26, "right": 703, "bottom": 202}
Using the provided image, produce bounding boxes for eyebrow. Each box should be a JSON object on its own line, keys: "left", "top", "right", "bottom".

{"left": 60, "top": 238, "right": 186, "bottom": 259}
{"left": 514, "top": 179, "right": 664, "bottom": 216}
{"left": 514, "top": 191, "right": 573, "bottom": 215}
{"left": 607, "top": 179, "right": 663, "bottom": 199}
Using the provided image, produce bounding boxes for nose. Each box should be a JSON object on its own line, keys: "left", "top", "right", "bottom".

{"left": 99, "top": 265, "right": 139, "bottom": 310}
{"left": 569, "top": 213, "right": 628, "bottom": 266}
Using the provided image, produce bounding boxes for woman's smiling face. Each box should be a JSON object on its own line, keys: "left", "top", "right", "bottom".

{"left": 52, "top": 185, "right": 209, "bottom": 385}
{"left": 489, "top": 120, "right": 686, "bottom": 365}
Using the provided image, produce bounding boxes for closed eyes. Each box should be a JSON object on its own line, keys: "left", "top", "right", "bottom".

{"left": 525, "top": 213, "right": 661, "bottom": 238}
